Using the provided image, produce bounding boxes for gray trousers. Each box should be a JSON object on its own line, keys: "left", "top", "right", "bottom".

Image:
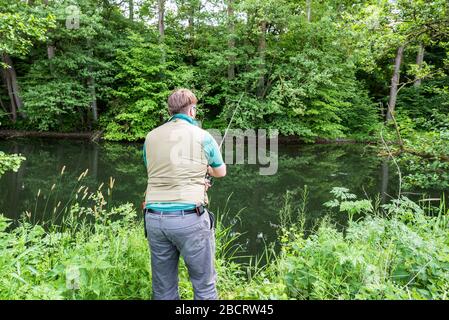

{"left": 145, "top": 210, "right": 217, "bottom": 300}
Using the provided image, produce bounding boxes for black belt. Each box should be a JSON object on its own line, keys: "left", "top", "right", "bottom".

{"left": 144, "top": 208, "right": 197, "bottom": 215}
{"left": 143, "top": 205, "right": 214, "bottom": 238}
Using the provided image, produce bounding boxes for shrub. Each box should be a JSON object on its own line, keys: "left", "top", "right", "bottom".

{"left": 280, "top": 189, "right": 449, "bottom": 299}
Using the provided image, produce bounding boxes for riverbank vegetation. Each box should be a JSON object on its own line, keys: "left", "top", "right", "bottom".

{"left": 0, "top": 178, "right": 448, "bottom": 299}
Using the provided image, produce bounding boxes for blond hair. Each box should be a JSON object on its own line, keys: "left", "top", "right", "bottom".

{"left": 167, "top": 88, "right": 198, "bottom": 115}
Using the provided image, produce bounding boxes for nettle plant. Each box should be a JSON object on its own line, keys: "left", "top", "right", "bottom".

{"left": 323, "top": 187, "right": 374, "bottom": 222}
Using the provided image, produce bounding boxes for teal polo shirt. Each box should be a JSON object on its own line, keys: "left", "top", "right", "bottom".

{"left": 143, "top": 113, "right": 224, "bottom": 211}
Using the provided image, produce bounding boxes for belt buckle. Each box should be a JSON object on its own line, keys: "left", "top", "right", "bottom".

{"left": 195, "top": 205, "right": 205, "bottom": 216}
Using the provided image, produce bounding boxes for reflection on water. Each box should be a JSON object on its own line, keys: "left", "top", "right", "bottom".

{"left": 0, "top": 138, "right": 428, "bottom": 256}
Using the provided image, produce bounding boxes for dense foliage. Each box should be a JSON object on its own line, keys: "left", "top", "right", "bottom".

{"left": 281, "top": 187, "right": 449, "bottom": 299}
{"left": 0, "top": 186, "right": 283, "bottom": 299}
{"left": 1, "top": 0, "right": 447, "bottom": 142}
{"left": 1, "top": 186, "right": 447, "bottom": 299}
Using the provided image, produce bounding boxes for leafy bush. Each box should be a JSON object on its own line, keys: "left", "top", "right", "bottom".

{"left": 280, "top": 189, "right": 449, "bottom": 299}
{"left": 0, "top": 202, "right": 151, "bottom": 299}
{"left": 383, "top": 124, "right": 449, "bottom": 190}
{"left": 396, "top": 78, "right": 449, "bottom": 127}
{"left": 1, "top": 185, "right": 448, "bottom": 300}
{"left": 21, "top": 80, "right": 92, "bottom": 131}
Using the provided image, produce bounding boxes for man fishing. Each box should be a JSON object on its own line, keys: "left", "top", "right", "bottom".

{"left": 143, "top": 88, "right": 226, "bottom": 300}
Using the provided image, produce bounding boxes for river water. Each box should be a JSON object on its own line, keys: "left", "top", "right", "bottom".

{"left": 0, "top": 138, "right": 423, "bottom": 256}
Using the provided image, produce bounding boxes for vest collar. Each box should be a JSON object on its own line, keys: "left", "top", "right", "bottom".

{"left": 169, "top": 113, "right": 198, "bottom": 126}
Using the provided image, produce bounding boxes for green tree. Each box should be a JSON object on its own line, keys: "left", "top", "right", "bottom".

{"left": 102, "top": 32, "right": 193, "bottom": 141}
{"left": 19, "top": 0, "right": 117, "bottom": 131}
{"left": 0, "top": 0, "right": 54, "bottom": 122}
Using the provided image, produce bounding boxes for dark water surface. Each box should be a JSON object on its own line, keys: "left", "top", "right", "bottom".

{"left": 0, "top": 138, "right": 427, "bottom": 256}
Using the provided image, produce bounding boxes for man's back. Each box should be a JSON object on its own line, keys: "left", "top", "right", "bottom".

{"left": 143, "top": 89, "right": 225, "bottom": 300}
{"left": 144, "top": 116, "right": 208, "bottom": 205}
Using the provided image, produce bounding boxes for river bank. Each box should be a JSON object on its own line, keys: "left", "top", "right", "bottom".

{"left": 1, "top": 189, "right": 447, "bottom": 300}
{"left": 0, "top": 129, "right": 376, "bottom": 145}
{"left": 0, "top": 130, "right": 103, "bottom": 142}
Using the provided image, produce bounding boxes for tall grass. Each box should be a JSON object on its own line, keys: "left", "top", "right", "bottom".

{"left": 1, "top": 177, "right": 448, "bottom": 300}
{"left": 0, "top": 177, "right": 285, "bottom": 299}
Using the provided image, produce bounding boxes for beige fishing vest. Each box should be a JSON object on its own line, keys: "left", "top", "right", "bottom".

{"left": 144, "top": 118, "right": 209, "bottom": 205}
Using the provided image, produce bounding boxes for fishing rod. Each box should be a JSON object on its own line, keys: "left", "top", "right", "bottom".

{"left": 206, "top": 93, "right": 244, "bottom": 186}
{"left": 218, "top": 93, "right": 244, "bottom": 148}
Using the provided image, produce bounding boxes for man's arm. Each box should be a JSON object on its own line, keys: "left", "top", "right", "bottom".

{"left": 143, "top": 142, "right": 147, "bottom": 167}
{"left": 203, "top": 132, "right": 226, "bottom": 178}
{"left": 208, "top": 164, "right": 226, "bottom": 178}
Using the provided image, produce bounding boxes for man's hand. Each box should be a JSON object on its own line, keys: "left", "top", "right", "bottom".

{"left": 205, "top": 165, "right": 225, "bottom": 192}
{"left": 205, "top": 175, "right": 212, "bottom": 192}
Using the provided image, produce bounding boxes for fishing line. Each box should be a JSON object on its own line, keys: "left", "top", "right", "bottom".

{"left": 219, "top": 93, "right": 245, "bottom": 148}
{"left": 206, "top": 92, "right": 245, "bottom": 187}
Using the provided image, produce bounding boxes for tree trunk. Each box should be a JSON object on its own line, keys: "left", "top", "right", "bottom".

{"left": 158, "top": 0, "right": 166, "bottom": 66}
{"left": 43, "top": 0, "right": 55, "bottom": 72}
{"left": 188, "top": 2, "right": 197, "bottom": 65}
{"left": 1, "top": 54, "right": 22, "bottom": 122}
{"left": 87, "top": 39, "right": 98, "bottom": 124}
{"left": 188, "top": 6, "right": 194, "bottom": 38}
{"left": 1, "top": 67, "right": 16, "bottom": 121}
{"left": 227, "top": 0, "right": 235, "bottom": 80}
{"left": 0, "top": 95, "right": 8, "bottom": 113}
{"left": 306, "top": 0, "right": 312, "bottom": 22}
{"left": 256, "top": 20, "right": 267, "bottom": 98}
{"left": 129, "top": 0, "right": 134, "bottom": 21}
{"left": 386, "top": 45, "right": 404, "bottom": 121}
{"left": 414, "top": 43, "right": 424, "bottom": 87}
{"left": 158, "top": 0, "right": 165, "bottom": 42}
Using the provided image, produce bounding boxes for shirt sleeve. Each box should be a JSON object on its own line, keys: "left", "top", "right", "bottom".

{"left": 202, "top": 132, "right": 224, "bottom": 168}
{"left": 143, "top": 143, "right": 147, "bottom": 167}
